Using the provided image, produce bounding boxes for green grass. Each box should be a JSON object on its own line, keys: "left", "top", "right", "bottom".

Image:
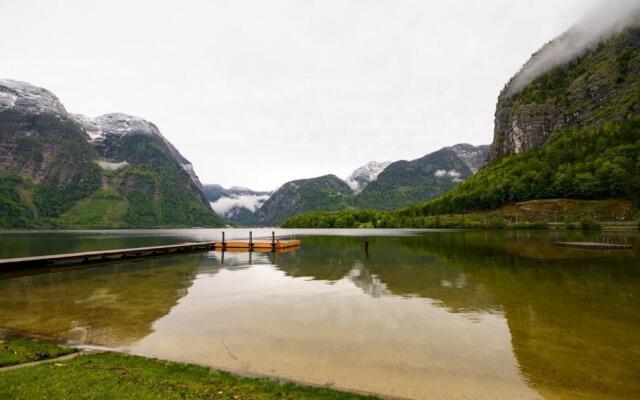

{"left": 0, "top": 352, "right": 378, "bottom": 400}
{"left": 0, "top": 333, "right": 76, "bottom": 368}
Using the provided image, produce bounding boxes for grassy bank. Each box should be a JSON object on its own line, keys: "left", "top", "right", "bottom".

{"left": 0, "top": 332, "right": 76, "bottom": 368}
{"left": 0, "top": 351, "right": 378, "bottom": 400}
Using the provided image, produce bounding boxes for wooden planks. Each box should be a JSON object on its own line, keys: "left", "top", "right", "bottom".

{"left": 0, "top": 242, "right": 216, "bottom": 269}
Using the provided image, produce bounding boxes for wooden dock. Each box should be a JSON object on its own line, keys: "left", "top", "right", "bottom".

{"left": 0, "top": 232, "right": 301, "bottom": 270}
{"left": 553, "top": 242, "right": 633, "bottom": 250}
{"left": 0, "top": 242, "right": 216, "bottom": 269}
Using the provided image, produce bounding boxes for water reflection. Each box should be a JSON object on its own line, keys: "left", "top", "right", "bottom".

{"left": 0, "top": 230, "right": 638, "bottom": 399}
{"left": 0, "top": 255, "right": 201, "bottom": 346}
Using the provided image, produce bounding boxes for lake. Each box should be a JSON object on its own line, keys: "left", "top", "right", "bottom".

{"left": 0, "top": 229, "right": 638, "bottom": 400}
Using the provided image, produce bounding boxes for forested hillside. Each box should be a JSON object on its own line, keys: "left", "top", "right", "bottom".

{"left": 0, "top": 80, "right": 224, "bottom": 229}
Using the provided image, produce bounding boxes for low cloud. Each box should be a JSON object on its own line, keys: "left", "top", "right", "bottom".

{"left": 508, "top": 0, "right": 640, "bottom": 95}
{"left": 434, "top": 169, "right": 461, "bottom": 179}
{"left": 210, "top": 194, "right": 270, "bottom": 216}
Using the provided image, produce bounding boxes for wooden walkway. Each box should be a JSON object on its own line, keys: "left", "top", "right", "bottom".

{"left": 553, "top": 242, "right": 632, "bottom": 250}
{"left": 0, "top": 237, "right": 301, "bottom": 270}
{"left": 0, "top": 242, "right": 216, "bottom": 269}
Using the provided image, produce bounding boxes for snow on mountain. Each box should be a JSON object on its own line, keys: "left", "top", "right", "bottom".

{"left": 345, "top": 161, "right": 392, "bottom": 193}
{"left": 71, "top": 112, "right": 204, "bottom": 187}
{"left": 0, "top": 79, "right": 67, "bottom": 115}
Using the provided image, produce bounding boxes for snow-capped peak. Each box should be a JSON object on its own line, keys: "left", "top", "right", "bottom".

{"left": 345, "top": 161, "right": 391, "bottom": 193}
{"left": 71, "top": 112, "right": 164, "bottom": 142}
{"left": 0, "top": 79, "right": 67, "bottom": 115}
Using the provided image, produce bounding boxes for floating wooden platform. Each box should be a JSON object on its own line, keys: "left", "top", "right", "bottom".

{"left": 0, "top": 238, "right": 301, "bottom": 271}
{"left": 553, "top": 242, "right": 633, "bottom": 250}
{"left": 214, "top": 239, "right": 301, "bottom": 251}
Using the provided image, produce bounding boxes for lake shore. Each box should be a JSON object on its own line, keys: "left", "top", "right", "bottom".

{"left": 0, "top": 333, "right": 381, "bottom": 400}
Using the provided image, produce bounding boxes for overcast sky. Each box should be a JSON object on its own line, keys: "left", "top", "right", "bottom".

{"left": 0, "top": 0, "right": 601, "bottom": 190}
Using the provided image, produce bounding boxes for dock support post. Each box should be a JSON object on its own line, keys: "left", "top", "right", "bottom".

{"left": 222, "top": 231, "right": 226, "bottom": 251}
{"left": 249, "top": 231, "right": 253, "bottom": 251}
{"left": 271, "top": 231, "right": 276, "bottom": 252}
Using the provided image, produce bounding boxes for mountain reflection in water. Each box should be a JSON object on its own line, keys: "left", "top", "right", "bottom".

{"left": 0, "top": 229, "right": 637, "bottom": 400}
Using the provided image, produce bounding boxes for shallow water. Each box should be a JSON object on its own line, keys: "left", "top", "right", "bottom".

{"left": 0, "top": 229, "right": 638, "bottom": 399}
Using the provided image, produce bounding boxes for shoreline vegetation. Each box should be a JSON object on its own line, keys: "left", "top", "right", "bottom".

{"left": 0, "top": 333, "right": 379, "bottom": 400}
{"left": 281, "top": 199, "right": 639, "bottom": 231}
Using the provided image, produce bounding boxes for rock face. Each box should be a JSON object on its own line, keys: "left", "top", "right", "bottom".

{"left": 254, "top": 175, "right": 352, "bottom": 226}
{"left": 487, "top": 23, "right": 640, "bottom": 163}
{"left": 354, "top": 145, "right": 487, "bottom": 210}
{"left": 0, "top": 79, "right": 223, "bottom": 228}
{"left": 447, "top": 144, "right": 489, "bottom": 173}
{"left": 345, "top": 161, "right": 391, "bottom": 193}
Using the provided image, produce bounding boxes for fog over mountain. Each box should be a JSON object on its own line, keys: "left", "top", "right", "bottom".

{"left": 508, "top": 0, "right": 640, "bottom": 94}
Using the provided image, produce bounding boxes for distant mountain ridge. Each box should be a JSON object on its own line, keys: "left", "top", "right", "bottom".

{"left": 205, "top": 143, "right": 488, "bottom": 226}
{"left": 354, "top": 144, "right": 488, "bottom": 210}
{"left": 0, "top": 79, "right": 224, "bottom": 228}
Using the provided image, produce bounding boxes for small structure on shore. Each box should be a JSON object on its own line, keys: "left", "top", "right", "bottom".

{"left": 553, "top": 242, "right": 632, "bottom": 250}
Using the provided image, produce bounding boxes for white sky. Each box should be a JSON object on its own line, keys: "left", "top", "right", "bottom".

{"left": 0, "top": 0, "right": 600, "bottom": 191}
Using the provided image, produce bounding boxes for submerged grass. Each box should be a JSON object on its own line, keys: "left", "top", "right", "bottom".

{"left": 0, "top": 332, "right": 76, "bottom": 367}
{"left": 0, "top": 351, "right": 379, "bottom": 400}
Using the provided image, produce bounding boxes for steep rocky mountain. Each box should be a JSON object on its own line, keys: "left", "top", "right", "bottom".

{"left": 487, "top": 20, "right": 640, "bottom": 163}
{"left": 354, "top": 144, "right": 488, "bottom": 210}
{"left": 254, "top": 175, "right": 352, "bottom": 226}
{"left": 412, "top": 19, "right": 640, "bottom": 216}
{"left": 0, "top": 79, "right": 224, "bottom": 228}
{"left": 345, "top": 161, "right": 391, "bottom": 193}
{"left": 203, "top": 184, "right": 270, "bottom": 226}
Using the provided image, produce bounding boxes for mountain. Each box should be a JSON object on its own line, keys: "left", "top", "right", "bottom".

{"left": 202, "top": 184, "right": 270, "bottom": 226}
{"left": 448, "top": 144, "right": 490, "bottom": 173}
{"left": 353, "top": 144, "right": 488, "bottom": 210}
{"left": 413, "top": 20, "right": 640, "bottom": 216}
{"left": 253, "top": 175, "right": 352, "bottom": 226}
{"left": 0, "top": 79, "right": 224, "bottom": 228}
{"left": 345, "top": 161, "right": 391, "bottom": 193}
{"left": 219, "top": 144, "right": 488, "bottom": 225}
{"left": 487, "top": 19, "right": 640, "bottom": 163}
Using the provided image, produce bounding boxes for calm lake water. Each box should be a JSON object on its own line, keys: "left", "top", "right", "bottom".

{"left": 0, "top": 229, "right": 638, "bottom": 400}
